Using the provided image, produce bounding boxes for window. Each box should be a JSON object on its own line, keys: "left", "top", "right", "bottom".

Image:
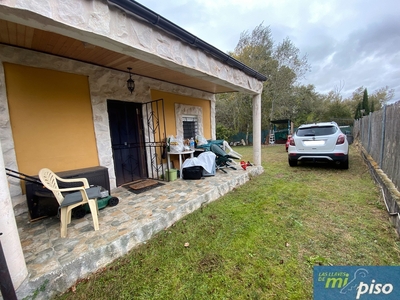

{"left": 175, "top": 104, "right": 203, "bottom": 139}
{"left": 182, "top": 115, "right": 198, "bottom": 139}
{"left": 297, "top": 126, "right": 337, "bottom": 137}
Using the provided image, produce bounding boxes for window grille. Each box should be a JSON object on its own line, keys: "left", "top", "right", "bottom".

{"left": 182, "top": 116, "right": 198, "bottom": 139}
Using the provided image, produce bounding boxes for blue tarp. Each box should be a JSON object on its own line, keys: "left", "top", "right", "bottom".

{"left": 196, "top": 140, "right": 224, "bottom": 151}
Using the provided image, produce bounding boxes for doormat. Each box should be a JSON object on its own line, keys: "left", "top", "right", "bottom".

{"left": 123, "top": 179, "right": 165, "bottom": 194}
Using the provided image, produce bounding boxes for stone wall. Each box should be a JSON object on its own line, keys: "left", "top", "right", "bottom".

{"left": 0, "top": 0, "right": 263, "bottom": 94}
{"left": 0, "top": 44, "right": 215, "bottom": 213}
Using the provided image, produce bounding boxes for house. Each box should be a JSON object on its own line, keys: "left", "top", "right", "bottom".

{"left": 0, "top": 0, "right": 266, "bottom": 294}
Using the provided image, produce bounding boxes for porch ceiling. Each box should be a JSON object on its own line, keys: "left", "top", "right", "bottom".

{"left": 0, "top": 20, "right": 237, "bottom": 94}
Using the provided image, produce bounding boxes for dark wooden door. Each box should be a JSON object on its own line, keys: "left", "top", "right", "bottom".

{"left": 107, "top": 100, "right": 147, "bottom": 186}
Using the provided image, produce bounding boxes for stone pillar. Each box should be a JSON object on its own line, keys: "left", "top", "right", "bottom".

{"left": 0, "top": 139, "right": 28, "bottom": 290}
{"left": 252, "top": 93, "right": 262, "bottom": 166}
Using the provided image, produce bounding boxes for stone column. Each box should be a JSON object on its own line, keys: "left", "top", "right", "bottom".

{"left": 252, "top": 93, "right": 262, "bottom": 166}
{"left": 0, "top": 139, "right": 28, "bottom": 289}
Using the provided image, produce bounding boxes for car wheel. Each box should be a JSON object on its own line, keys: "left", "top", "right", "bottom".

{"left": 340, "top": 159, "right": 349, "bottom": 169}
{"left": 288, "top": 158, "right": 297, "bottom": 167}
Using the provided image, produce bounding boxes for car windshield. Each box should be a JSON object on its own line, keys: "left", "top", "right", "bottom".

{"left": 296, "top": 126, "right": 337, "bottom": 137}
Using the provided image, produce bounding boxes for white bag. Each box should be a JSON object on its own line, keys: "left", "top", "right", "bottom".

{"left": 196, "top": 135, "right": 208, "bottom": 146}
{"left": 169, "top": 136, "right": 184, "bottom": 152}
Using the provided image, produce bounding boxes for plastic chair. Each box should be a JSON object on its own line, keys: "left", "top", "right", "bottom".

{"left": 222, "top": 141, "right": 242, "bottom": 159}
{"left": 38, "top": 168, "right": 101, "bottom": 238}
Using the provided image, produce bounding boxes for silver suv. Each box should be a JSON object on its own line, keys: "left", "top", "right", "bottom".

{"left": 287, "top": 122, "right": 349, "bottom": 169}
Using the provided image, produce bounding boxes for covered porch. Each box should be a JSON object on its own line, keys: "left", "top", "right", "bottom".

{"left": 14, "top": 166, "right": 263, "bottom": 299}
{"left": 0, "top": 0, "right": 266, "bottom": 296}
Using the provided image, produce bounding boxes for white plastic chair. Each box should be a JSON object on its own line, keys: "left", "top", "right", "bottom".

{"left": 38, "top": 168, "right": 100, "bottom": 238}
{"left": 222, "top": 141, "right": 242, "bottom": 159}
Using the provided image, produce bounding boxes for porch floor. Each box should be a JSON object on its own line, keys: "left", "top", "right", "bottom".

{"left": 14, "top": 165, "right": 263, "bottom": 299}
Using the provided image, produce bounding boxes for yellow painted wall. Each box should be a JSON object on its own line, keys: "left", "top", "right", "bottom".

{"left": 4, "top": 63, "right": 99, "bottom": 175}
{"left": 150, "top": 90, "right": 212, "bottom": 138}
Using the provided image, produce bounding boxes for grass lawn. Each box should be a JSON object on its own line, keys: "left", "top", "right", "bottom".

{"left": 56, "top": 144, "right": 400, "bottom": 300}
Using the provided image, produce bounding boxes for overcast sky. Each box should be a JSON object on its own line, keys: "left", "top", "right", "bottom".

{"left": 135, "top": 0, "right": 399, "bottom": 102}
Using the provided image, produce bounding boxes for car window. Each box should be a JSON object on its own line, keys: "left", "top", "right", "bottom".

{"left": 296, "top": 126, "right": 337, "bottom": 137}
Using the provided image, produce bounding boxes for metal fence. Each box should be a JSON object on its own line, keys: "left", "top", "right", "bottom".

{"left": 229, "top": 130, "right": 271, "bottom": 145}
{"left": 353, "top": 101, "right": 400, "bottom": 236}
{"left": 353, "top": 101, "right": 400, "bottom": 191}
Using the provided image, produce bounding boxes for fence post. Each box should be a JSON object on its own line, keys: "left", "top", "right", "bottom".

{"left": 367, "top": 112, "right": 372, "bottom": 152}
{"left": 379, "top": 105, "right": 387, "bottom": 168}
{"left": 361, "top": 117, "right": 364, "bottom": 146}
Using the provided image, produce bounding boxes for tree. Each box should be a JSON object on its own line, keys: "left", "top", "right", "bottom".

{"left": 346, "top": 86, "right": 394, "bottom": 118}
{"left": 369, "top": 86, "right": 395, "bottom": 107}
{"left": 370, "top": 99, "right": 375, "bottom": 113}
{"left": 362, "top": 88, "right": 369, "bottom": 115}
{"left": 216, "top": 24, "right": 396, "bottom": 134}
{"left": 315, "top": 90, "right": 352, "bottom": 125}
{"left": 216, "top": 124, "right": 234, "bottom": 141}
{"left": 288, "top": 84, "right": 324, "bottom": 126}
{"left": 216, "top": 23, "right": 310, "bottom": 137}
{"left": 354, "top": 102, "right": 362, "bottom": 119}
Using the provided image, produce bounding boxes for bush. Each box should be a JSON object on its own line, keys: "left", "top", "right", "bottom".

{"left": 216, "top": 124, "right": 234, "bottom": 141}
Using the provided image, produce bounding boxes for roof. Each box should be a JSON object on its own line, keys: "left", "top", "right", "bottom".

{"left": 108, "top": 0, "right": 267, "bottom": 82}
{"left": 299, "top": 122, "right": 339, "bottom": 128}
{"left": 0, "top": 0, "right": 265, "bottom": 94}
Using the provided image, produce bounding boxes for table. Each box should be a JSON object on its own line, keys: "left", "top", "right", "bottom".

{"left": 167, "top": 150, "right": 195, "bottom": 170}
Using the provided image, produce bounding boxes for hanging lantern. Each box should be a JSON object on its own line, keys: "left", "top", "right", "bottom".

{"left": 127, "top": 67, "right": 135, "bottom": 94}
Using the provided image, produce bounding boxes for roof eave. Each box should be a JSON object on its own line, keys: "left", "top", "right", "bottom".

{"left": 107, "top": 0, "right": 267, "bottom": 82}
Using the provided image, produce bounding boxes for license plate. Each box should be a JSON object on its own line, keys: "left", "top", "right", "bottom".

{"left": 303, "top": 140, "right": 324, "bottom": 147}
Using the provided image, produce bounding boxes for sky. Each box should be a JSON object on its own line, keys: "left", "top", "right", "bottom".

{"left": 136, "top": 0, "right": 400, "bottom": 102}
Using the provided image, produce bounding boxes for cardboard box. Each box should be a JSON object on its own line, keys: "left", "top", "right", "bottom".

{"left": 172, "top": 159, "right": 180, "bottom": 169}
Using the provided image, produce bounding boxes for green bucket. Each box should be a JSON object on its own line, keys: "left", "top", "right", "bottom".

{"left": 165, "top": 169, "right": 177, "bottom": 181}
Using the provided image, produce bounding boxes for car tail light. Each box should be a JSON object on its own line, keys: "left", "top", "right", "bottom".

{"left": 289, "top": 137, "right": 295, "bottom": 146}
{"left": 336, "top": 134, "right": 345, "bottom": 145}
